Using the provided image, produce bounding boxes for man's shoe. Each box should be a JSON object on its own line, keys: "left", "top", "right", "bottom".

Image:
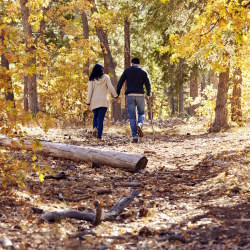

{"left": 132, "top": 138, "right": 138, "bottom": 143}
{"left": 92, "top": 127, "right": 97, "bottom": 137}
{"left": 97, "top": 138, "right": 104, "bottom": 143}
{"left": 136, "top": 124, "right": 143, "bottom": 137}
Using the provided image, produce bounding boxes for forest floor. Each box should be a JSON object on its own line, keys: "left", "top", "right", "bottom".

{"left": 1, "top": 118, "right": 250, "bottom": 249}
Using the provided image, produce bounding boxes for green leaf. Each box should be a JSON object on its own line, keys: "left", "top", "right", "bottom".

{"left": 35, "top": 140, "right": 42, "bottom": 148}
{"left": 237, "top": 37, "right": 242, "bottom": 45}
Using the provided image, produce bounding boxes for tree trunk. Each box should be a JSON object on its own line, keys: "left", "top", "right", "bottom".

{"left": 190, "top": 68, "right": 198, "bottom": 116}
{"left": 201, "top": 72, "right": 206, "bottom": 93}
{"left": 231, "top": 67, "right": 242, "bottom": 123}
{"left": 38, "top": 16, "right": 46, "bottom": 112}
{"left": 0, "top": 138, "right": 148, "bottom": 172}
{"left": 124, "top": 17, "right": 130, "bottom": 69}
{"left": 24, "top": 76, "right": 29, "bottom": 111}
{"left": 179, "top": 82, "right": 184, "bottom": 118}
{"left": 0, "top": 31, "right": 15, "bottom": 106}
{"left": 81, "top": 10, "right": 90, "bottom": 79}
{"left": 91, "top": 0, "right": 121, "bottom": 121}
{"left": 20, "top": 0, "right": 39, "bottom": 114}
{"left": 168, "top": 62, "right": 175, "bottom": 115}
{"left": 209, "top": 68, "right": 230, "bottom": 132}
{"left": 210, "top": 69, "right": 218, "bottom": 89}
{"left": 121, "top": 16, "right": 130, "bottom": 119}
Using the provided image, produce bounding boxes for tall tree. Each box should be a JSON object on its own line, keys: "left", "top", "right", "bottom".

{"left": 121, "top": 15, "right": 130, "bottom": 119}
{"left": 179, "top": 82, "right": 184, "bottom": 119}
{"left": 90, "top": 0, "right": 121, "bottom": 121}
{"left": 81, "top": 9, "right": 90, "bottom": 78}
{"left": 20, "top": 0, "right": 39, "bottom": 114}
{"left": 201, "top": 72, "right": 206, "bottom": 93}
{"left": 231, "top": 67, "right": 242, "bottom": 123}
{"left": 124, "top": 17, "right": 130, "bottom": 70}
{"left": 190, "top": 67, "right": 198, "bottom": 116}
{"left": 209, "top": 68, "right": 230, "bottom": 132}
{"left": 0, "top": 29, "right": 15, "bottom": 106}
{"left": 23, "top": 76, "right": 29, "bottom": 112}
{"left": 210, "top": 70, "right": 218, "bottom": 89}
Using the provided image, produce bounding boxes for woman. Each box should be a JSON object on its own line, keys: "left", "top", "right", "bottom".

{"left": 86, "top": 64, "right": 120, "bottom": 140}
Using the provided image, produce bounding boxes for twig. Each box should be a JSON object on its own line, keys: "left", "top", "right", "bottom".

{"left": 149, "top": 99, "right": 155, "bottom": 143}
{"left": 114, "top": 182, "right": 143, "bottom": 187}
{"left": 200, "top": 18, "right": 220, "bottom": 37}
{"left": 58, "top": 193, "right": 92, "bottom": 202}
{"left": 242, "top": 1, "right": 250, "bottom": 8}
{"left": 68, "top": 229, "right": 96, "bottom": 239}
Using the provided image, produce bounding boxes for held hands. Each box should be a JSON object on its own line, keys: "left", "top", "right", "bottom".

{"left": 116, "top": 96, "right": 121, "bottom": 104}
{"left": 86, "top": 105, "right": 90, "bottom": 111}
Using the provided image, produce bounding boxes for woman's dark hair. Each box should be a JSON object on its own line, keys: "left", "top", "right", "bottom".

{"left": 89, "top": 64, "right": 104, "bottom": 81}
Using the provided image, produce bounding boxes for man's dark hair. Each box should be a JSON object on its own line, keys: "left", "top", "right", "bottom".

{"left": 131, "top": 57, "right": 140, "bottom": 64}
{"left": 89, "top": 64, "right": 104, "bottom": 81}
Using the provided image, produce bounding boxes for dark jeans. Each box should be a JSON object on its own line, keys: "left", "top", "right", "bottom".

{"left": 126, "top": 95, "right": 145, "bottom": 138}
{"left": 92, "top": 107, "right": 108, "bottom": 139}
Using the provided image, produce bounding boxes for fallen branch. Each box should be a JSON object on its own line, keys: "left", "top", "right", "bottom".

{"left": 168, "top": 235, "right": 187, "bottom": 243}
{"left": 114, "top": 182, "right": 143, "bottom": 187}
{"left": 31, "top": 207, "right": 43, "bottom": 214}
{"left": 0, "top": 138, "right": 148, "bottom": 172}
{"left": 58, "top": 193, "right": 92, "bottom": 202}
{"left": 68, "top": 229, "right": 96, "bottom": 239}
{"left": 96, "top": 189, "right": 112, "bottom": 195}
{"left": 39, "top": 189, "right": 140, "bottom": 224}
{"left": 102, "top": 189, "right": 140, "bottom": 221}
{"left": 45, "top": 172, "right": 67, "bottom": 180}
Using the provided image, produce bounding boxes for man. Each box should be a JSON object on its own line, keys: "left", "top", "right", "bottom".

{"left": 117, "top": 57, "right": 151, "bottom": 143}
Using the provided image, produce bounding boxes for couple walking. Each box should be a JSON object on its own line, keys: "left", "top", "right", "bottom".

{"left": 86, "top": 57, "right": 151, "bottom": 143}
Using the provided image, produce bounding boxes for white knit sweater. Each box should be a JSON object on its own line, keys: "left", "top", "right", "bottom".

{"left": 86, "top": 74, "right": 118, "bottom": 111}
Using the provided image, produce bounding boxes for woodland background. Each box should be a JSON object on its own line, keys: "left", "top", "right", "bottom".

{"left": 1, "top": 0, "right": 250, "bottom": 249}
{"left": 1, "top": 0, "right": 250, "bottom": 128}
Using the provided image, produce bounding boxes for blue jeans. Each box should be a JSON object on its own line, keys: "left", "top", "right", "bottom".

{"left": 126, "top": 95, "right": 145, "bottom": 138}
{"left": 92, "top": 107, "right": 107, "bottom": 139}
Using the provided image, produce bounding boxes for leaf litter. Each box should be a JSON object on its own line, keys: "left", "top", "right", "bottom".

{"left": 1, "top": 119, "right": 250, "bottom": 249}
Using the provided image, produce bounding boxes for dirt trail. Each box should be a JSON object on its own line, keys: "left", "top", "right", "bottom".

{"left": 1, "top": 120, "right": 250, "bottom": 249}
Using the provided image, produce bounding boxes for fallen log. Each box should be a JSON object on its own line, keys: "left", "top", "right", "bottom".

{"left": 39, "top": 189, "right": 140, "bottom": 224}
{"left": 0, "top": 138, "right": 147, "bottom": 172}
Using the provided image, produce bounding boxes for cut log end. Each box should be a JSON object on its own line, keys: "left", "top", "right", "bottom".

{"left": 135, "top": 156, "right": 148, "bottom": 172}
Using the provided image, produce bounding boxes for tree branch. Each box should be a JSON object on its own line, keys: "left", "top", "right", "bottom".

{"left": 242, "top": 1, "right": 250, "bottom": 8}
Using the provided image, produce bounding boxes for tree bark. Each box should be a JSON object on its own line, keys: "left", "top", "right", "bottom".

{"left": 209, "top": 68, "right": 230, "bottom": 132}
{"left": 168, "top": 62, "right": 175, "bottom": 115}
{"left": 20, "top": 0, "right": 39, "bottom": 114}
{"left": 0, "top": 138, "right": 148, "bottom": 172}
{"left": 81, "top": 10, "right": 90, "bottom": 79}
{"left": 0, "top": 31, "right": 15, "bottom": 106}
{"left": 24, "top": 76, "right": 29, "bottom": 111}
{"left": 121, "top": 16, "right": 131, "bottom": 119}
{"left": 201, "top": 72, "right": 206, "bottom": 93}
{"left": 210, "top": 69, "right": 218, "bottom": 89}
{"left": 90, "top": 0, "right": 121, "bottom": 121}
{"left": 179, "top": 82, "right": 184, "bottom": 118}
{"left": 38, "top": 15, "right": 46, "bottom": 112}
{"left": 231, "top": 67, "right": 242, "bottom": 123}
{"left": 124, "top": 17, "right": 130, "bottom": 70}
{"left": 190, "top": 68, "right": 198, "bottom": 116}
